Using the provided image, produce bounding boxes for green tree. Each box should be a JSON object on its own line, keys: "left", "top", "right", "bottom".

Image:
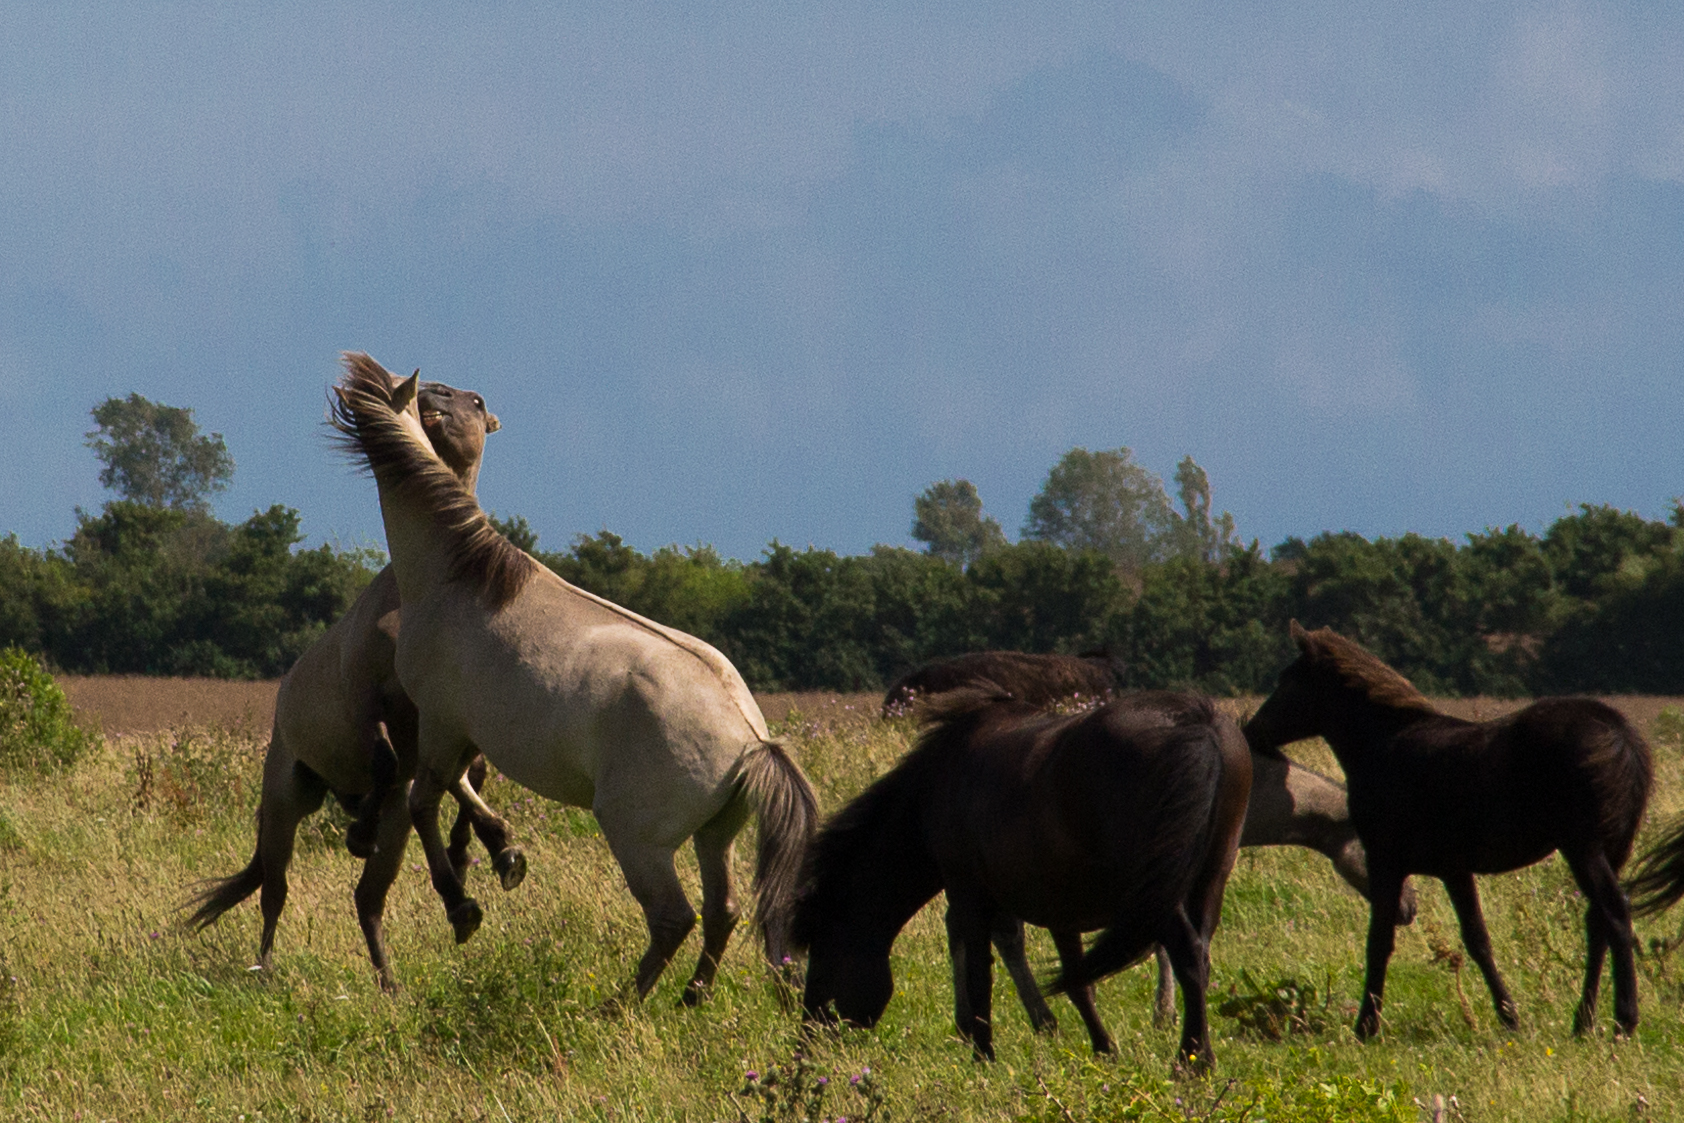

{"left": 1168, "top": 456, "right": 1237, "bottom": 563}
{"left": 1022, "top": 447, "right": 1175, "bottom": 571}
{"left": 911, "top": 479, "right": 1006, "bottom": 566}
{"left": 85, "top": 393, "right": 234, "bottom": 510}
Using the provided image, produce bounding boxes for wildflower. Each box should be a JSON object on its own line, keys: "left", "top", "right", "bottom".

{"left": 745, "top": 1071, "right": 759, "bottom": 1082}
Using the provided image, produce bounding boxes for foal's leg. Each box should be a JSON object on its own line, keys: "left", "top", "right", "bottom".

{"left": 1354, "top": 868, "right": 1405, "bottom": 1041}
{"left": 991, "top": 917, "right": 1058, "bottom": 1033}
{"left": 407, "top": 735, "right": 484, "bottom": 944}
{"left": 1566, "top": 848, "right": 1639, "bottom": 1037}
{"left": 1158, "top": 907, "right": 1213, "bottom": 1075}
{"left": 1442, "top": 872, "right": 1519, "bottom": 1030}
{"left": 354, "top": 784, "right": 413, "bottom": 991}
{"left": 680, "top": 797, "right": 750, "bottom": 1007}
{"left": 1050, "top": 929, "right": 1113, "bottom": 1054}
{"left": 944, "top": 897, "right": 997, "bottom": 1060}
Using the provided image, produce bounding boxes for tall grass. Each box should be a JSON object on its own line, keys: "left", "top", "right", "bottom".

{"left": 0, "top": 705, "right": 1681, "bottom": 1120}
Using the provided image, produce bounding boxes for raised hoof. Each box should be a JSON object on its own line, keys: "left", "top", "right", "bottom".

{"left": 494, "top": 848, "right": 528, "bottom": 892}
{"left": 448, "top": 900, "right": 484, "bottom": 944}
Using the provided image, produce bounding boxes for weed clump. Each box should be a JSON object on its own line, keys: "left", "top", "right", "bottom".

{"left": 0, "top": 647, "right": 99, "bottom": 775}
{"left": 128, "top": 725, "right": 260, "bottom": 824}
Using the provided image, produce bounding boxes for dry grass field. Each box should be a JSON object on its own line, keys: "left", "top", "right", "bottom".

{"left": 3, "top": 676, "right": 1683, "bottom": 1121}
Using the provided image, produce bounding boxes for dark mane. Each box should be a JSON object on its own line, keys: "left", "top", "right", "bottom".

{"left": 1297, "top": 626, "right": 1436, "bottom": 714}
{"left": 330, "top": 352, "right": 536, "bottom": 609}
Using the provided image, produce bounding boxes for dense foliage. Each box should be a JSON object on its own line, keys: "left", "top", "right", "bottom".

{"left": 3, "top": 500, "right": 1681, "bottom": 694}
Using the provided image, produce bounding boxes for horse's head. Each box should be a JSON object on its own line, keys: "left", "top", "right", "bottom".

{"left": 1242, "top": 620, "right": 1332, "bottom": 754}
{"left": 417, "top": 381, "right": 498, "bottom": 493}
{"left": 800, "top": 933, "right": 895, "bottom": 1031}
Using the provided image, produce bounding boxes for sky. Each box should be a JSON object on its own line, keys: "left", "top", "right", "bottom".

{"left": 3, "top": 3, "right": 1681, "bottom": 561}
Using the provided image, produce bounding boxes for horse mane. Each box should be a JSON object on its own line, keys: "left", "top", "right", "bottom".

{"left": 330, "top": 352, "right": 536, "bottom": 609}
{"left": 1296, "top": 626, "right": 1436, "bottom": 714}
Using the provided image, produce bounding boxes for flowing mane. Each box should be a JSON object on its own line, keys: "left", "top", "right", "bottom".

{"left": 1296, "top": 626, "right": 1437, "bottom": 714}
{"left": 331, "top": 352, "right": 536, "bottom": 609}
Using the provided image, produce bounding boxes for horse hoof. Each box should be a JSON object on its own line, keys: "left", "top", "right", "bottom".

{"left": 680, "top": 982, "right": 707, "bottom": 1008}
{"left": 448, "top": 900, "right": 484, "bottom": 944}
{"left": 494, "top": 848, "right": 527, "bottom": 892}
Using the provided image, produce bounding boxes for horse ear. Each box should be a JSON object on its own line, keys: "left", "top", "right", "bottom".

{"left": 392, "top": 370, "right": 420, "bottom": 412}
{"left": 485, "top": 411, "right": 502, "bottom": 434}
{"left": 1289, "top": 619, "right": 1310, "bottom": 649}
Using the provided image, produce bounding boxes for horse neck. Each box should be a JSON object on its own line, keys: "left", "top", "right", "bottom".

{"left": 374, "top": 483, "right": 460, "bottom": 605}
{"left": 1320, "top": 691, "right": 1434, "bottom": 766}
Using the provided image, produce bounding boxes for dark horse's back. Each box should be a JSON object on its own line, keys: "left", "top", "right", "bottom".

{"left": 881, "top": 650, "right": 1119, "bottom": 716}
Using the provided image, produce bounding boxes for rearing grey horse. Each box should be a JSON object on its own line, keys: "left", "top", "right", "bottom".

{"left": 331, "top": 353, "right": 818, "bottom": 1003}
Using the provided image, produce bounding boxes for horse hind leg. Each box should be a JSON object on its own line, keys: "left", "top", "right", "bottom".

{"left": 680, "top": 797, "right": 750, "bottom": 1007}
{"left": 1051, "top": 929, "right": 1113, "bottom": 1054}
{"left": 257, "top": 762, "right": 328, "bottom": 969}
{"left": 1157, "top": 908, "right": 1213, "bottom": 1075}
{"left": 1442, "top": 871, "right": 1519, "bottom": 1030}
{"left": 355, "top": 785, "right": 413, "bottom": 992}
{"left": 1566, "top": 848, "right": 1639, "bottom": 1037}
{"left": 992, "top": 917, "right": 1058, "bottom": 1034}
{"left": 601, "top": 834, "right": 697, "bottom": 1000}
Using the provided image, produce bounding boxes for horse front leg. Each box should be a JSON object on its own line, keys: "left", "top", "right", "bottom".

{"left": 991, "top": 917, "right": 1058, "bottom": 1033}
{"left": 345, "top": 717, "right": 400, "bottom": 859}
{"left": 944, "top": 898, "right": 996, "bottom": 1060}
{"left": 1442, "top": 872, "right": 1519, "bottom": 1030}
{"left": 408, "top": 735, "right": 483, "bottom": 945}
{"left": 448, "top": 755, "right": 527, "bottom": 892}
{"left": 1355, "top": 868, "right": 1404, "bottom": 1041}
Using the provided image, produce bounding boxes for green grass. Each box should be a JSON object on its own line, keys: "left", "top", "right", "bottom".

{"left": 0, "top": 709, "right": 1682, "bottom": 1120}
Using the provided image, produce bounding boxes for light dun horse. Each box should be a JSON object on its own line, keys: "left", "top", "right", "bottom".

{"left": 331, "top": 353, "right": 818, "bottom": 1003}
{"left": 188, "top": 378, "right": 522, "bottom": 990}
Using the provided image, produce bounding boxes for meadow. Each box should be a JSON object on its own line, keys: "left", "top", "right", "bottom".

{"left": 2, "top": 682, "right": 1684, "bottom": 1120}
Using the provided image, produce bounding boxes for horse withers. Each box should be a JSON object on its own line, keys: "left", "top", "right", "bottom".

{"left": 187, "top": 376, "right": 523, "bottom": 991}
{"left": 794, "top": 688, "right": 1250, "bottom": 1073}
{"left": 1245, "top": 621, "right": 1651, "bottom": 1040}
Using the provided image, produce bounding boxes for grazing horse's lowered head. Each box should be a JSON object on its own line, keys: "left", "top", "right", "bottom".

{"left": 794, "top": 687, "right": 1250, "bottom": 1073}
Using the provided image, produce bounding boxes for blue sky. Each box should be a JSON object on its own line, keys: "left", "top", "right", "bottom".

{"left": 3, "top": 3, "right": 1681, "bottom": 560}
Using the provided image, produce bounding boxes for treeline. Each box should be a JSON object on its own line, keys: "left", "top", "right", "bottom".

{"left": 508, "top": 502, "right": 1684, "bottom": 697}
{"left": 4, "top": 500, "right": 1682, "bottom": 696}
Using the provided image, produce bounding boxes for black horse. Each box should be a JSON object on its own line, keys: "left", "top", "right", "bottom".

{"left": 793, "top": 689, "right": 1251, "bottom": 1072}
{"left": 880, "top": 650, "right": 1120, "bottom": 717}
{"left": 1245, "top": 622, "right": 1652, "bottom": 1040}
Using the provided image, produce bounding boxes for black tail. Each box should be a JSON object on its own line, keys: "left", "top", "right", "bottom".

{"left": 1046, "top": 723, "right": 1225, "bottom": 995}
{"left": 1627, "top": 814, "right": 1684, "bottom": 918}
{"left": 184, "top": 851, "right": 264, "bottom": 930}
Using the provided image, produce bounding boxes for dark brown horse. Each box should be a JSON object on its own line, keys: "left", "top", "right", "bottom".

{"left": 794, "top": 689, "right": 1250, "bottom": 1072}
{"left": 880, "top": 653, "right": 1415, "bottom": 1034}
{"left": 881, "top": 650, "right": 1119, "bottom": 717}
{"left": 1245, "top": 622, "right": 1651, "bottom": 1040}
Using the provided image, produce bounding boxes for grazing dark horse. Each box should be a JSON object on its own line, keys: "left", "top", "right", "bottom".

{"left": 880, "top": 655, "right": 1415, "bottom": 1034}
{"left": 881, "top": 650, "right": 1119, "bottom": 717}
{"left": 1245, "top": 622, "right": 1651, "bottom": 1041}
{"left": 794, "top": 689, "right": 1251, "bottom": 1073}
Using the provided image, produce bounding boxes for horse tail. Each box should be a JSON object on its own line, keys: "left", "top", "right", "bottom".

{"left": 739, "top": 739, "right": 820, "bottom": 966}
{"left": 1626, "top": 814, "right": 1684, "bottom": 918}
{"left": 184, "top": 846, "right": 265, "bottom": 931}
{"left": 1588, "top": 712, "right": 1653, "bottom": 869}
{"left": 1047, "top": 721, "right": 1228, "bottom": 995}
